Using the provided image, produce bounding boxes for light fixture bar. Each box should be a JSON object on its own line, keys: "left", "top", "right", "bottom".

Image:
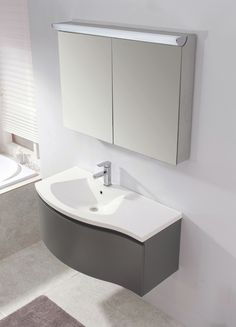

{"left": 52, "top": 21, "right": 187, "bottom": 47}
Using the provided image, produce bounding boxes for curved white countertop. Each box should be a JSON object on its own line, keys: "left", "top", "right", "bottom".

{"left": 35, "top": 167, "right": 182, "bottom": 242}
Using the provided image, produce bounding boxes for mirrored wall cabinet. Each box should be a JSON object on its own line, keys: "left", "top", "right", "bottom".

{"left": 53, "top": 21, "right": 196, "bottom": 165}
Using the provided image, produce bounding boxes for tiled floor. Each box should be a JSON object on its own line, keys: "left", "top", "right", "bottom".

{"left": 0, "top": 241, "right": 183, "bottom": 327}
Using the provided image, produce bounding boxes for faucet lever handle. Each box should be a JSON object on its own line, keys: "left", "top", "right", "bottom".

{"left": 97, "top": 161, "right": 111, "bottom": 168}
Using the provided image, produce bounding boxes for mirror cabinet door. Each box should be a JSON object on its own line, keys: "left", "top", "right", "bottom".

{"left": 58, "top": 32, "right": 113, "bottom": 143}
{"left": 112, "top": 39, "right": 182, "bottom": 164}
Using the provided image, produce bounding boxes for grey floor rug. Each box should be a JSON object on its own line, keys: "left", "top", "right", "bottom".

{"left": 0, "top": 295, "right": 85, "bottom": 327}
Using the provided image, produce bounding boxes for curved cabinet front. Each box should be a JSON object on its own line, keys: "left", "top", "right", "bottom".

{"left": 38, "top": 196, "right": 181, "bottom": 296}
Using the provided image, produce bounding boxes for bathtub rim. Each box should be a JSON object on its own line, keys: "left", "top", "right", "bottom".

{"left": 0, "top": 154, "right": 40, "bottom": 194}
{"left": 0, "top": 175, "right": 41, "bottom": 195}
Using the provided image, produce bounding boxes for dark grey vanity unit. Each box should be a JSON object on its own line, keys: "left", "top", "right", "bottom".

{"left": 38, "top": 196, "right": 181, "bottom": 296}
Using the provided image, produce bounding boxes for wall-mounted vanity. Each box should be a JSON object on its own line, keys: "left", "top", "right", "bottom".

{"left": 35, "top": 167, "right": 182, "bottom": 296}
{"left": 53, "top": 21, "right": 196, "bottom": 165}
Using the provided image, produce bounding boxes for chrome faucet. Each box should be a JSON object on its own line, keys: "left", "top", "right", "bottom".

{"left": 93, "top": 161, "right": 112, "bottom": 186}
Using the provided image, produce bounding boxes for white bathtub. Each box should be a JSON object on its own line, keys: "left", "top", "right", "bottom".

{"left": 0, "top": 154, "right": 38, "bottom": 191}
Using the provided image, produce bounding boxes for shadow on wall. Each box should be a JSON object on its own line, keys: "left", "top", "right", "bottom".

{"left": 145, "top": 218, "right": 236, "bottom": 327}
{"left": 0, "top": 183, "right": 41, "bottom": 260}
{"left": 120, "top": 167, "right": 162, "bottom": 202}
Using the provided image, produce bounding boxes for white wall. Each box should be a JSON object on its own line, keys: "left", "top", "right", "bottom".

{"left": 28, "top": 1, "right": 236, "bottom": 326}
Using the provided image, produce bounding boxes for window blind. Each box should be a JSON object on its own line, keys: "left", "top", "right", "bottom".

{"left": 0, "top": 0, "right": 38, "bottom": 143}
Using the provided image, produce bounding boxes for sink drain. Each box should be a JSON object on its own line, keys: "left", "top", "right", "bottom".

{"left": 90, "top": 207, "right": 98, "bottom": 212}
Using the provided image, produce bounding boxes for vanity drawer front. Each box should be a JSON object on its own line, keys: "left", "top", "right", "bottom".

{"left": 39, "top": 197, "right": 144, "bottom": 295}
{"left": 38, "top": 196, "right": 181, "bottom": 296}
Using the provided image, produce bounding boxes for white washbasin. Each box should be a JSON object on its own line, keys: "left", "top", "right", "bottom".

{"left": 35, "top": 167, "right": 182, "bottom": 242}
{"left": 50, "top": 177, "right": 130, "bottom": 215}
